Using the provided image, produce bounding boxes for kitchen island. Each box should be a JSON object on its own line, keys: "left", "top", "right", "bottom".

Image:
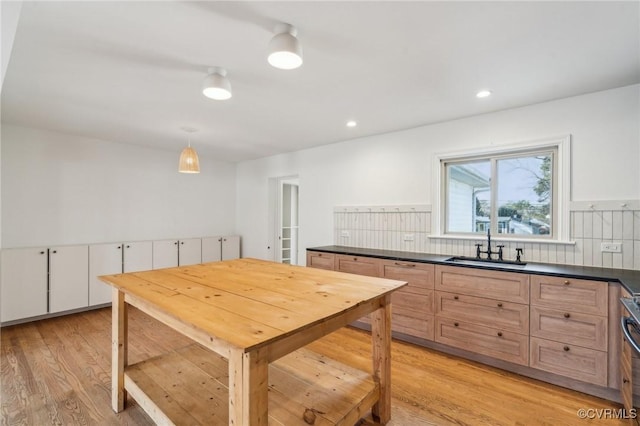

{"left": 99, "top": 258, "right": 406, "bottom": 425}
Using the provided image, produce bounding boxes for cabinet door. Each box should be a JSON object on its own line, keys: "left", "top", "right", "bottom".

{"left": 202, "top": 237, "right": 222, "bottom": 262}
{"left": 1, "top": 247, "right": 48, "bottom": 322}
{"left": 89, "top": 243, "right": 123, "bottom": 306}
{"left": 49, "top": 245, "right": 89, "bottom": 313}
{"left": 123, "top": 241, "right": 153, "bottom": 273}
{"left": 152, "top": 240, "right": 179, "bottom": 269}
{"left": 221, "top": 236, "right": 240, "bottom": 260}
{"left": 336, "top": 255, "right": 380, "bottom": 277}
{"left": 306, "top": 251, "right": 335, "bottom": 270}
{"left": 179, "top": 238, "right": 202, "bottom": 266}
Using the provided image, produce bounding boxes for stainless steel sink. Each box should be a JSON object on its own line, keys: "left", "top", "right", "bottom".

{"left": 445, "top": 256, "right": 527, "bottom": 269}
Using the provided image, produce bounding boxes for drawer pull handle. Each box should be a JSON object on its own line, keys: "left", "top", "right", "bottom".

{"left": 624, "top": 378, "right": 630, "bottom": 384}
{"left": 318, "top": 254, "right": 322, "bottom": 257}
{"left": 353, "top": 257, "right": 357, "bottom": 261}
{"left": 563, "top": 346, "right": 570, "bottom": 352}
{"left": 454, "top": 296, "right": 459, "bottom": 300}
{"left": 454, "top": 322, "right": 459, "bottom": 327}
{"left": 497, "top": 303, "right": 503, "bottom": 308}
{"left": 564, "top": 280, "right": 570, "bottom": 285}
{"left": 497, "top": 332, "right": 503, "bottom": 337}
{"left": 394, "top": 262, "right": 416, "bottom": 268}
{"left": 564, "top": 313, "right": 571, "bottom": 318}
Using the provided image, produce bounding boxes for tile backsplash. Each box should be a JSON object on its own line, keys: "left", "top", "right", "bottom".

{"left": 333, "top": 203, "right": 640, "bottom": 270}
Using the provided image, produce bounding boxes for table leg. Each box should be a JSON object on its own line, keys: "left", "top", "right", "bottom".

{"left": 229, "top": 348, "right": 268, "bottom": 426}
{"left": 371, "top": 293, "right": 392, "bottom": 423}
{"left": 112, "top": 288, "right": 128, "bottom": 412}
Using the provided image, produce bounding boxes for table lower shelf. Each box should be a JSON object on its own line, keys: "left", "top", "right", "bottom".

{"left": 124, "top": 344, "right": 379, "bottom": 425}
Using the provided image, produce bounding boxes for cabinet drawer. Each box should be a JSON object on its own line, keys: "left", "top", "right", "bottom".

{"left": 530, "top": 275, "right": 607, "bottom": 316}
{"left": 306, "top": 251, "right": 335, "bottom": 270}
{"left": 435, "top": 292, "right": 529, "bottom": 334}
{"left": 434, "top": 265, "right": 529, "bottom": 304}
{"left": 392, "top": 289, "right": 434, "bottom": 315}
{"left": 530, "top": 337, "right": 607, "bottom": 386}
{"left": 336, "top": 255, "right": 380, "bottom": 277}
{"left": 435, "top": 317, "right": 529, "bottom": 365}
{"left": 380, "top": 260, "right": 434, "bottom": 293}
{"left": 530, "top": 306, "right": 607, "bottom": 351}
{"left": 393, "top": 313, "right": 434, "bottom": 341}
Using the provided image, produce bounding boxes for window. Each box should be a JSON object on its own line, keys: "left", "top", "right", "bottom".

{"left": 436, "top": 136, "right": 570, "bottom": 241}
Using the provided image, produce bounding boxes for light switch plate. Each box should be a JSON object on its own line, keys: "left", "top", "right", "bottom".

{"left": 601, "top": 242, "right": 622, "bottom": 253}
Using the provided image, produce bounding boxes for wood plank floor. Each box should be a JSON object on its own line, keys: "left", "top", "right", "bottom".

{"left": 1, "top": 307, "right": 628, "bottom": 425}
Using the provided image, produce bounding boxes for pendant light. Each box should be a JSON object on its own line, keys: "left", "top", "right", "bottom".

{"left": 202, "top": 67, "right": 232, "bottom": 100}
{"left": 178, "top": 127, "right": 200, "bottom": 174}
{"left": 268, "top": 23, "right": 303, "bottom": 70}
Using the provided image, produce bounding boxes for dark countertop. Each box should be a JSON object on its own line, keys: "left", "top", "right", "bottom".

{"left": 308, "top": 245, "right": 640, "bottom": 295}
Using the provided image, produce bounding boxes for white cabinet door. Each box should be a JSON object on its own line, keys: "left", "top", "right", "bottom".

{"left": 123, "top": 241, "right": 153, "bottom": 273}
{"left": 1, "top": 247, "right": 48, "bottom": 322}
{"left": 179, "top": 238, "right": 201, "bottom": 266}
{"left": 89, "top": 243, "right": 122, "bottom": 306}
{"left": 49, "top": 245, "right": 89, "bottom": 314}
{"left": 153, "top": 240, "right": 178, "bottom": 269}
{"left": 221, "top": 236, "right": 240, "bottom": 260}
{"left": 202, "top": 236, "right": 222, "bottom": 263}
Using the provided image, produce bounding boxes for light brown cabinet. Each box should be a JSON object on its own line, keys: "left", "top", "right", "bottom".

{"left": 380, "top": 260, "right": 435, "bottom": 341}
{"left": 306, "top": 249, "right": 621, "bottom": 402}
{"left": 306, "top": 251, "right": 335, "bottom": 270}
{"left": 435, "top": 265, "right": 529, "bottom": 304}
{"left": 335, "top": 254, "right": 380, "bottom": 277}
{"left": 434, "top": 265, "right": 530, "bottom": 366}
{"left": 529, "top": 275, "right": 609, "bottom": 386}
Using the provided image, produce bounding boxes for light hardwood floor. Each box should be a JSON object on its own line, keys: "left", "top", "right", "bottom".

{"left": 1, "top": 307, "right": 629, "bottom": 425}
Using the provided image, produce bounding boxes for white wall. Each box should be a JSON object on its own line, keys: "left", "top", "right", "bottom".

{"left": 2, "top": 125, "right": 237, "bottom": 248}
{"left": 236, "top": 85, "right": 640, "bottom": 264}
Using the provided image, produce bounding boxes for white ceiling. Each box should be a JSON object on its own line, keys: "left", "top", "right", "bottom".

{"left": 2, "top": 1, "right": 639, "bottom": 162}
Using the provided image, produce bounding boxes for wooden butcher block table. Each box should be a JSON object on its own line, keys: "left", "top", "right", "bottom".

{"left": 100, "top": 258, "right": 407, "bottom": 425}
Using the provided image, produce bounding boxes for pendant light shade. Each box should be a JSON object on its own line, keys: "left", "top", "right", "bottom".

{"left": 202, "top": 67, "right": 232, "bottom": 100}
{"left": 268, "top": 24, "right": 303, "bottom": 70}
{"left": 178, "top": 128, "right": 200, "bottom": 173}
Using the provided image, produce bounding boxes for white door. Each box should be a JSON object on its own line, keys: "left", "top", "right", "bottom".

{"left": 123, "top": 241, "right": 153, "bottom": 273}
{"left": 49, "top": 245, "right": 89, "bottom": 313}
{"left": 153, "top": 240, "right": 178, "bottom": 269}
{"left": 202, "top": 237, "right": 222, "bottom": 262}
{"left": 89, "top": 243, "right": 122, "bottom": 306}
{"left": 221, "top": 236, "right": 241, "bottom": 260}
{"left": 178, "top": 238, "right": 202, "bottom": 266}
{"left": 0, "top": 247, "right": 48, "bottom": 322}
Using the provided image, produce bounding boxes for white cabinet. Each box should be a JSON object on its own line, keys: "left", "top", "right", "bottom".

{"left": 49, "top": 246, "right": 89, "bottom": 314}
{"left": 1, "top": 245, "right": 88, "bottom": 323}
{"left": 152, "top": 238, "right": 202, "bottom": 269}
{"left": 179, "top": 238, "right": 202, "bottom": 266}
{"left": 202, "top": 236, "right": 241, "bottom": 262}
{"left": 1, "top": 248, "right": 48, "bottom": 322}
{"left": 89, "top": 241, "right": 152, "bottom": 306}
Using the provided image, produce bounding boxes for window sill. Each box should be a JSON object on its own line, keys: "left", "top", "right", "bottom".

{"left": 427, "top": 234, "right": 575, "bottom": 246}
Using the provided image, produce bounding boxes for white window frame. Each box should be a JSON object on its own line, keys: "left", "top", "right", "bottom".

{"left": 431, "top": 135, "right": 572, "bottom": 243}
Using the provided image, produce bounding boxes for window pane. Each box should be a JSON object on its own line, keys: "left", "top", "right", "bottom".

{"left": 497, "top": 154, "right": 552, "bottom": 235}
{"left": 446, "top": 161, "right": 491, "bottom": 233}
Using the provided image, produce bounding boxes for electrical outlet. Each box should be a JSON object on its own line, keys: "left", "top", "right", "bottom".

{"left": 601, "top": 242, "right": 622, "bottom": 253}
{"left": 403, "top": 233, "right": 415, "bottom": 241}
{"left": 340, "top": 231, "right": 350, "bottom": 238}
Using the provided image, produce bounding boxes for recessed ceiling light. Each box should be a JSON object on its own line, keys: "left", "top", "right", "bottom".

{"left": 476, "top": 90, "right": 492, "bottom": 98}
{"left": 346, "top": 120, "right": 357, "bottom": 128}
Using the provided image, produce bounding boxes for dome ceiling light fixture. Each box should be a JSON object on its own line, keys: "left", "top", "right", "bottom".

{"left": 268, "top": 23, "right": 303, "bottom": 70}
{"left": 178, "top": 127, "right": 200, "bottom": 174}
{"left": 202, "top": 67, "right": 232, "bottom": 100}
